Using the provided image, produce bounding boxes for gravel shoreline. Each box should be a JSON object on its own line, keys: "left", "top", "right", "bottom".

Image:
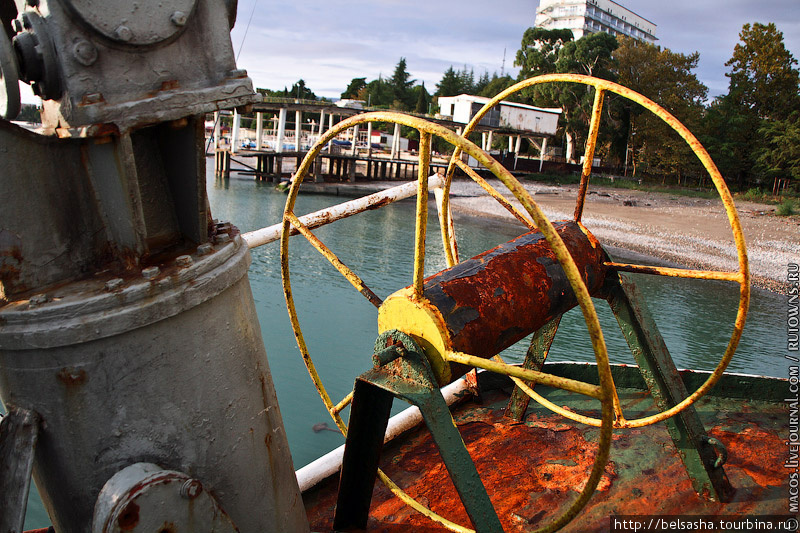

{"left": 293, "top": 177, "right": 799, "bottom": 294}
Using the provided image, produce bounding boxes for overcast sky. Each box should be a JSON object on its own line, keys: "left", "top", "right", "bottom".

{"left": 228, "top": 0, "right": 800, "bottom": 101}
{"left": 13, "top": 1, "right": 798, "bottom": 105}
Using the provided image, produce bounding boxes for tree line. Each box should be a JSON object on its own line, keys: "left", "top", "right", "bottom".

{"left": 264, "top": 22, "right": 800, "bottom": 192}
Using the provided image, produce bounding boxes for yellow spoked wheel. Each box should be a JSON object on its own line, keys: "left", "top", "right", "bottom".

{"left": 280, "top": 111, "right": 615, "bottom": 532}
{"left": 441, "top": 74, "right": 750, "bottom": 429}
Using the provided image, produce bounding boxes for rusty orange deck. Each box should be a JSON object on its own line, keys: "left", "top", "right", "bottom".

{"left": 302, "top": 364, "right": 791, "bottom": 532}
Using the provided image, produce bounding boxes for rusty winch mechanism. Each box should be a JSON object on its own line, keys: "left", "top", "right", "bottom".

{"left": 279, "top": 76, "right": 750, "bottom": 532}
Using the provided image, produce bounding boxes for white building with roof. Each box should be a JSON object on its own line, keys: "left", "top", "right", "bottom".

{"left": 535, "top": 0, "right": 657, "bottom": 43}
{"left": 437, "top": 94, "right": 561, "bottom": 136}
{"left": 437, "top": 94, "right": 562, "bottom": 169}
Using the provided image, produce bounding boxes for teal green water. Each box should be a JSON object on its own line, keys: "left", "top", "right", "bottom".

{"left": 19, "top": 167, "right": 790, "bottom": 529}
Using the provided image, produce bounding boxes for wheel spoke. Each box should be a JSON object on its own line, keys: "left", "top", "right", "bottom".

{"left": 433, "top": 186, "right": 459, "bottom": 268}
{"left": 245, "top": 177, "right": 445, "bottom": 249}
{"left": 454, "top": 159, "right": 535, "bottom": 230}
{"left": 413, "top": 131, "right": 432, "bottom": 299}
{"left": 574, "top": 88, "right": 606, "bottom": 222}
{"left": 285, "top": 211, "right": 382, "bottom": 308}
{"left": 332, "top": 391, "right": 354, "bottom": 415}
{"left": 446, "top": 351, "right": 603, "bottom": 399}
{"left": 605, "top": 262, "right": 743, "bottom": 283}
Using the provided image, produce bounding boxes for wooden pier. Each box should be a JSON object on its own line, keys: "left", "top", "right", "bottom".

{"left": 213, "top": 148, "right": 450, "bottom": 183}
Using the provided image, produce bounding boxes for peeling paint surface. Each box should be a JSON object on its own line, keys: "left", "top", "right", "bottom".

{"left": 303, "top": 372, "right": 789, "bottom": 532}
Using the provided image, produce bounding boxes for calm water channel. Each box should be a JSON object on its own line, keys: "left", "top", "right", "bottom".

{"left": 20, "top": 163, "right": 790, "bottom": 529}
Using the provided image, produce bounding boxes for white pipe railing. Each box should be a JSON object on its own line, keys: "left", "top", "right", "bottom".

{"left": 242, "top": 174, "right": 447, "bottom": 249}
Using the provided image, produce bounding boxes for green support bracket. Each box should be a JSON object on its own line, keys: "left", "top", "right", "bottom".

{"left": 334, "top": 330, "right": 504, "bottom": 533}
{"left": 605, "top": 272, "right": 734, "bottom": 502}
{"left": 505, "top": 316, "right": 561, "bottom": 422}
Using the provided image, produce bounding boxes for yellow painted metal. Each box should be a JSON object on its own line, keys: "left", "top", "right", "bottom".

{"left": 605, "top": 262, "right": 744, "bottom": 283}
{"left": 332, "top": 391, "right": 353, "bottom": 415}
{"left": 377, "top": 288, "right": 454, "bottom": 386}
{"left": 281, "top": 109, "right": 617, "bottom": 533}
{"left": 285, "top": 211, "right": 382, "bottom": 308}
{"left": 574, "top": 88, "right": 605, "bottom": 222}
{"left": 451, "top": 73, "right": 750, "bottom": 430}
{"left": 454, "top": 159, "right": 536, "bottom": 230}
{"left": 433, "top": 185, "right": 459, "bottom": 268}
{"left": 413, "top": 131, "right": 432, "bottom": 299}
{"left": 446, "top": 351, "right": 602, "bottom": 399}
{"left": 376, "top": 471, "right": 474, "bottom": 533}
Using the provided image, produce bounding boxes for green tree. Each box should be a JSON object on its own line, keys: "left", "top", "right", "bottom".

{"left": 458, "top": 66, "right": 476, "bottom": 94}
{"left": 414, "top": 82, "right": 430, "bottom": 114}
{"left": 726, "top": 22, "right": 800, "bottom": 121}
{"left": 390, "top": 57, "right": 416, "bottom": 110}
{"left": 756, "top": 111, "right": 800, "bottom": 184}
{"left": 703, "top": 22, "right": 800, "bottom": 189}
{"left": 475, "top": 71, "right": 491, "bottom": 94}
{"left": 515, "top": 27, "right": 573, "bottom": 77}
{"left": 436, "top": 66, "right": 462, "bottom": 96}
{"left": 288, "top": 79, "right": 317, "bottom": 100}
{"left": 701, "top": 94, "right": 758, "bottom": 189}
{"left": 517, "top": 31, "right": 617, "bottom": 162}
{"left": 478, "top": 73, "right": 518, "bottom": 99}
{"left": 614, "top": 37, "right": 708, "bottom": 180}
{"left": 361, "top": 76, "right": 394, "bottom": 108}
{"left": 17, "top": 104, "right": 41, "bottom": 123}
{"left": 341, "top": 77, "right": 367, "bottom": 99}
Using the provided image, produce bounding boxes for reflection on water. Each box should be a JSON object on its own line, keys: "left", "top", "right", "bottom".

{"left": 207, "top": 170, "right": 789, "bottom": 469}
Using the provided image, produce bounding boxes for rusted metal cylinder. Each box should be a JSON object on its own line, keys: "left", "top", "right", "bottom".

{"left": 378, "top": 221, "right": 608, "bottom": 384}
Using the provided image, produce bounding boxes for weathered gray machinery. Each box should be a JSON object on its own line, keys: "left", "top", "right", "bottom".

{"left": 0, "top": 1, "right": 308, "bottom": 532}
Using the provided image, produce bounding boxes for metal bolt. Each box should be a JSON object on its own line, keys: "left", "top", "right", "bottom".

{"left": 114, "top": 25, "right": 132, "bottom": 42}
{"left": 214, "top": 233, "right": 231, "bottom": 244}
{"left": 73, "top": 40, "right": 98, "bottom": 66}
{"left": 82, "top": 93, "right": 103, "bottom": 105}
{"left": 226, "top": 69, "right": 248, "bottom": 79}
{"left": 176, "top": 255, "right": 193, "bottom": 267}
{"left": 180, "top": 479, "right": 203, "bottom": 499}
{"left": 142, "top": 266, "right": 160, "bottom": 280}
{"left": 170, "top": 11, "right": 188, "bottom": 26}
{"left": 197, "top": 243, "right": 213, "bottom": 255}
{"left": 105, "top": 278, "right": 123, "bottom": 291}
{"left": 29, "top": 294, "right": 48, "bottom": 307}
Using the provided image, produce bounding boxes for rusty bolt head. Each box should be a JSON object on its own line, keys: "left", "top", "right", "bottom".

{"left": 73, "top": 40, "right": 98, "bottom": 66}
{"left": 105, "top": 278, "right": 124, "bottom": 292}
{"left": 180, "top": 479, "right": 203, "bottom": 500}
{"left": 142, "top": 266, "right": 160, "bottom": 280}
{"left": 114, "top": 25, "right": 132, "bottom": 42}
{"left": 214, "top": 234, "right": 231, "bottom": 245}
{"left": 29, "top": 294, "right": 48, "bottom": 307}
{"left": 170, "top": 11, "right": 188, "bottom": 26}
{"left": 176, "top": 255, "right": 193, "bottom": 268}
{"left": 197, "top": 243, "right": 213, "bottom": 256}
{"left": 226, "top": 69, "right": 248, "bottom": 79}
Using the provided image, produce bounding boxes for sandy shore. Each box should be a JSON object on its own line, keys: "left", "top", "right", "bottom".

{"left": 304, "top": 178, "right": 799, "bottom": 293}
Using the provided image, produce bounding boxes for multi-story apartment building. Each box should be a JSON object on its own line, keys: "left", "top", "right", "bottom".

{"left": 534, "top": 0, "right": 657, "bottom": 43}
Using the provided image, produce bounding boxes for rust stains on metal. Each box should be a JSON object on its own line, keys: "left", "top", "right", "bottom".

{"left": 304, "top": 383, "right": 790, "bottom": 533}
{"left": 365, "top": 196, "right": 394, "bottom": 211}
{"left": 0, "top": 230, "right": 25, "bottom": 296}
{"left": 57, "top": 367, "right": 87, "bottom": 387}
{"left": 117, "top": 501, "right": 140, "bottom": 530}
{"left": 421, "top": 221, "right": 608, "bottom": 359}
